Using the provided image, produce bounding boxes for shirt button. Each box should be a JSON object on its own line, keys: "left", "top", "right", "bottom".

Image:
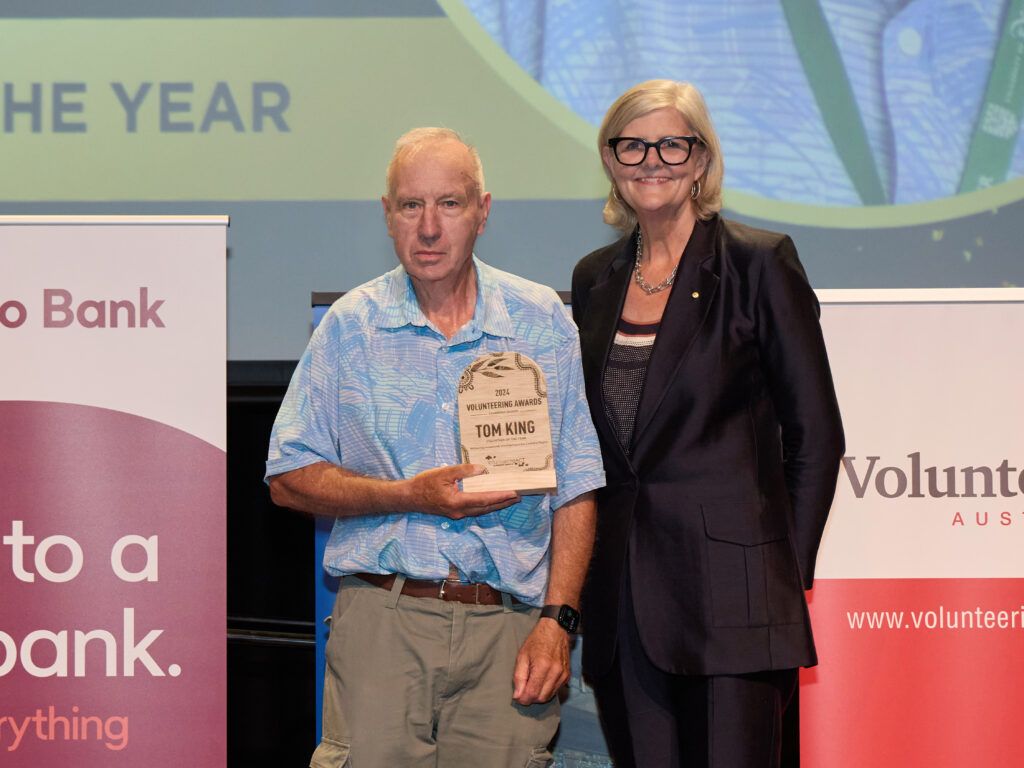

{"left": 442, "top": 403, "right": 451, "bottom": 412}
{"left": 898, "top": 27, "right": 922, "bottom": 57}
{"left": 440, "top": 521, "right": 451, "bottom": 530}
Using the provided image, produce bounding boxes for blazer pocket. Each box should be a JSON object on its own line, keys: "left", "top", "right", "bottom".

{"left": 701, "top": 500, "right": 791, "bottom": 628}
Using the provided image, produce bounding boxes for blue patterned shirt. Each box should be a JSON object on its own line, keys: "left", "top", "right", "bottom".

{"left": 266, "top": 258, "right": 605, "bottom": 606}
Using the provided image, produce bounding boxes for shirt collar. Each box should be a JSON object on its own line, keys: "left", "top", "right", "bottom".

{"left": 376, "top": 257, "right": 516, "bottom": 341}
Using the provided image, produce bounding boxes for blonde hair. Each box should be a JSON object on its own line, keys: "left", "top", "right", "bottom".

{"left": 598, "top": 80, "right": 724, "bottom": 231}
{"left": 385, "top": 127, "right": 485, "bottom": 200}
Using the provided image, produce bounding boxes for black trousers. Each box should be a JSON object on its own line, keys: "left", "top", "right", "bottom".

{"left": 592, "top": 579, "right": 798, "bottom": 768}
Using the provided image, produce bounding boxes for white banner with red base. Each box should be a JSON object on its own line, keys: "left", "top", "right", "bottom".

{"left": 805, "top": 289, "right": 1024, "bottom": 768}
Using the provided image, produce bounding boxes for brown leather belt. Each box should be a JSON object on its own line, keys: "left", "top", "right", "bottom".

{"left": 353, "top": 572, "right": 519, "bottom": 606}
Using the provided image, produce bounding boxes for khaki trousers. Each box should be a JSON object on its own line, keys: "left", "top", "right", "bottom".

{"left": 310, "top": 576, "right": 559, "bottom": 768}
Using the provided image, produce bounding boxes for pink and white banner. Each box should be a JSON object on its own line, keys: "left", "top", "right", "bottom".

{"left": 804, "top": 290, "right": 1024, "bottom": 767}
{"left": 0, "top": 216, "right": 227, "bottom": 766}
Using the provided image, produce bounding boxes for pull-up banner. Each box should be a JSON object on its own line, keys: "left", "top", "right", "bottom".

{"left": 805, "top": 289, "right": 1024, "bottom": 767}
{"left": 0, "top": 216, "right": 227, "bottom": 766}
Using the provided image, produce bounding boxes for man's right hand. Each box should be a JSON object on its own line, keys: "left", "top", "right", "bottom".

{"left": 405, "top": 464, "right": 519, "bottom": 519}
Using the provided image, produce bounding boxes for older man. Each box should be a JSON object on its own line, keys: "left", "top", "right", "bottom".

{"left": 266, "top": 127, "right": 604, "bottom": 768}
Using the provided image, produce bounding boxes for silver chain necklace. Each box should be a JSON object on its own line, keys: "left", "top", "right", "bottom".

{"left": 633, "top": 230, "right": 678, "bottom": 295}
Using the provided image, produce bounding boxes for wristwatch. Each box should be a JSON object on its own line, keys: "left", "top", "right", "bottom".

{"left": 540, "top": 604, "right": 581, "bottom": 634}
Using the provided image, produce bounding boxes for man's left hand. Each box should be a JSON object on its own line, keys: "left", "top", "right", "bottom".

{"left": 511, "top": 618, "right": 569, "bottom": 705}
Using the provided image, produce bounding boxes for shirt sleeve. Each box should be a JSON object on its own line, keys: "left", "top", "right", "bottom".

{"left": 550, "top": 303, "right": 606, "bottom": 510}
{"left": 265, "top": 313, "right": 345, "bottom": 481}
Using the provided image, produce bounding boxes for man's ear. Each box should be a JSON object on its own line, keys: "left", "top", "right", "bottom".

{"left": 381, "top": 196, "right": 395, "bottom": 238}
{"left": 476, "top": 192, "right": 492, "bottom": 235}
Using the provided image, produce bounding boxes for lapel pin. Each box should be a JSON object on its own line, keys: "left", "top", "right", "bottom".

{"left": 691, "top": 291, "right": 700, "bottom": 299}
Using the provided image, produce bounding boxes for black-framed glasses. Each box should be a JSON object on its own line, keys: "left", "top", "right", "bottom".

{"left": 607, "top": 135, "right": 702, "bottom": 166}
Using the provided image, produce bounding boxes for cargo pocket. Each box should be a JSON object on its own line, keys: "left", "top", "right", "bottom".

{"left": 309, "top": 737, "right": 350, "bottom": 768}
{"left": 525, "top": 746, "right": 553, "bottom": 767}
{"left": 702, "top": 500, "right": 788, "bottom": 628}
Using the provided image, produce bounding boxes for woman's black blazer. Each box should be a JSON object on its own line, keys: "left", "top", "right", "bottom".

{"left": 571, "top": 214, "right": 845, "bottom": 681}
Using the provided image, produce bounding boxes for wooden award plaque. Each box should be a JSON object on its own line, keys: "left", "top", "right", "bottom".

{"left": 457, "top": 352, "right": 556, "bottom": 494}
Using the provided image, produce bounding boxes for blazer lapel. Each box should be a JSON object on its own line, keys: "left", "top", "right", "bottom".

{"left": 578, "top": 235, "right": 634, "bottom": 466}
{"left": 631, "top": 217, "right": 721, "bottom": 453}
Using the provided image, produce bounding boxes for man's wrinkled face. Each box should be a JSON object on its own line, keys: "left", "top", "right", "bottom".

{"left": 383, "top": 140, "right": 491, "bottom": 290}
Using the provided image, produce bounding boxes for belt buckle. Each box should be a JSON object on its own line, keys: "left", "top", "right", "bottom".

{"left": 438, "top": 579, "right": 481, "bottom": 603}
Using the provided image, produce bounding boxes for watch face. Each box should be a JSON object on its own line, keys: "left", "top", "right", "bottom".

{"left": 558, "top": 605, "right": 580, "bottom": 634}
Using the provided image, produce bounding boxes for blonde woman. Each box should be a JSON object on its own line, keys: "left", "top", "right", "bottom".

{"left": 572, "top": 80, "right": 844, "bottom": 767}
